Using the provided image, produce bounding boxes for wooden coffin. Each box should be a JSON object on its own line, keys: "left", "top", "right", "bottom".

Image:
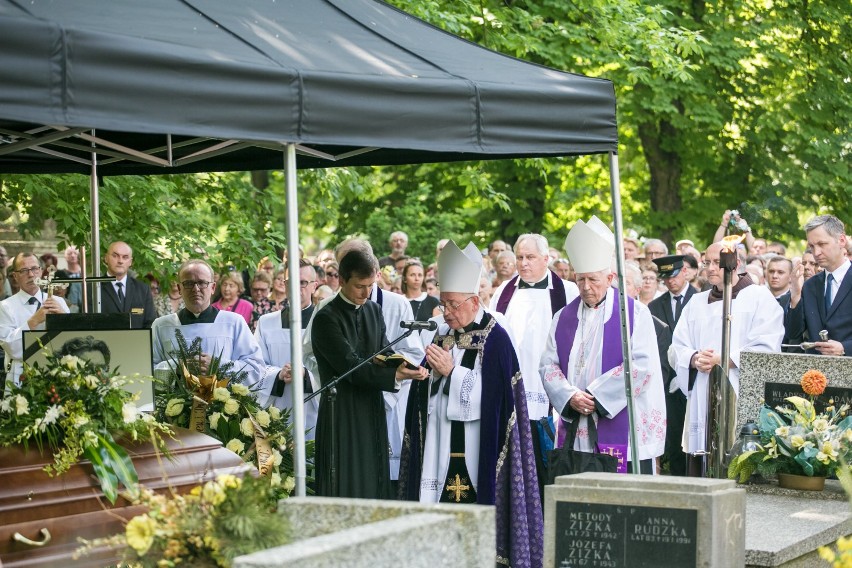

{"left": 0, "top": 428, "right": 248, "bottom": 568}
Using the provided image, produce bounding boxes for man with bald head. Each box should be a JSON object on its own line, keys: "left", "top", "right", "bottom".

{"left": 670, "top": 241, "right": 782, "bottom": 472}
{"left": 151, "top": 258, "right": 264, "bottom": 387}
{"left": 95, "top": 241, "right": 156, "bottom": 328}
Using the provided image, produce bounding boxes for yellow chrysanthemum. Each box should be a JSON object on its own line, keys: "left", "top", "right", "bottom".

{"left": 125, "top": 515, "right": 158, "bottom": 555}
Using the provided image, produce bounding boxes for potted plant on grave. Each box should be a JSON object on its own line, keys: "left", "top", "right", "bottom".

{"left": 154, "top": 330, "right": 305, "bottom": 497}
{"left": 729, "top": 370, "right": 852, "bottom": 491}
{"left": 0, "top": 351, "right": 172, "bottom": 503}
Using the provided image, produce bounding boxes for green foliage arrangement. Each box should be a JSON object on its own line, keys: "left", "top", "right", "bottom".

{"left": 0, "top": 351, "right": 172, "bottom": 503}
{"left": 78, "top": 473, "right": 290, "bottom": 567}
{"left": 155, "top": 330, "right": 301, "bottom": 495}
{"left": 729, "top": 371, "right": 852, "bottom": 482}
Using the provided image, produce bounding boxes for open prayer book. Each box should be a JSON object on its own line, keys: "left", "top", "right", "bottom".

{"left": 374, "top": 352, "right": 419, "bottom": 369}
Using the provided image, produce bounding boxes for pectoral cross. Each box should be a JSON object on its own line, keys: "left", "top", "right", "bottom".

{"left": 605, "top": 447, "right": 625, "bottom": 466}
{"left": 446, "top": 474, "right": 471, "bottom": 503}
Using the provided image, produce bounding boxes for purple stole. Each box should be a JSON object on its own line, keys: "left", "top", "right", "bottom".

{"left": 554, "top": 293, "right": 634, "bottom": 473}
{"left": 494, "top": 270, "right": 568, "bottom": 316}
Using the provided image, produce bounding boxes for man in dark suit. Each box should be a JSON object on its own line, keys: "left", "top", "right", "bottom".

{"left": 648, "top": 254, "right": 697, "bottom": 475}
{"left": 96, "top": 241, "right": 156, "bottom": 329}
{"left": 787, "top": 215, "right": 851, "bottom": 357}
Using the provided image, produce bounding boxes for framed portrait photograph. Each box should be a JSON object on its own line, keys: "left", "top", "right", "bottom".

{"left": 22, "top": 329, "right": 155, "bottom": 411}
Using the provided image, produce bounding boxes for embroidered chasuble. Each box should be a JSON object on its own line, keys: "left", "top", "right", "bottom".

{"left": 400, "top": 309, "right": 544, "bottom": 568}
{"left": 540, "top": 293, "right": 667, "bottom": 464}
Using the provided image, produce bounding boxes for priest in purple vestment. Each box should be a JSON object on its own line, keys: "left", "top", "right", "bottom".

{"left": 539, "top": 217, "right": 666, "bottom": 474}
{"left": 399, "top": 241, "right": 543, "bottom": 568}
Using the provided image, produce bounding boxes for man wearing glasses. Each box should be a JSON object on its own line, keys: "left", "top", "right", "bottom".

{"left": 151, "top": 258, "right": 264, "bottom": 388}
{"left": 400, "top": 241, "right": 543, "bottom": 568}
{"left": 670, "top": 241, "right": 782, "bottom": 474}
{"left": 0, "top": 253, "right": 70, "bottom": 387}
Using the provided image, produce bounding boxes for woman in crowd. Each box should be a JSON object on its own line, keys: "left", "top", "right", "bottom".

{"left": 249, "top": 271, "right": 274, "bottom": 331}
{"left": 268, "top": 267, "right": 288, "bottom": 312}
{"left": 313, "top": 284, "right": 334, "bottom": 305}
{"left": 402, "top": 260, "right": 440, "bottom": 321}
{"left": 639, "top": 264, "right": 662, "bottom": 305}
{"left": 324, "top": 261, "right": 341, "bottom": 293}
{"left": 154, "top": 278, "right": 185, "bottom": 317}
{"left": 478, "top": 274, "right": 493, "bottom": 307}
{"left": 492, "top": 250, "right": 516, "bottom": 288}
{"left": 212, "top": 272, "right": 253, "bottom": 325}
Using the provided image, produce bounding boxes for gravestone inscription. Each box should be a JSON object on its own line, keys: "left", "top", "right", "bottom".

{"left": 764, "top": 381, "right": 852, "bottom": 414}
{"left": 554, "top": 501, "right": 697, "bottom": 568}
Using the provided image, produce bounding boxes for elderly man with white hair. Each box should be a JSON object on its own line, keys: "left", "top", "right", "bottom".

{"left": 490, "top": 233, "right": 578, "bottom": 492}
{"left": 539, "top": 217, "right": 666, "bottom": 474}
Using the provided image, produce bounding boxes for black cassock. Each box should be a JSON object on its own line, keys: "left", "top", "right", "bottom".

{"left": 311, "top": 294, "right": 398, "bottom": 498}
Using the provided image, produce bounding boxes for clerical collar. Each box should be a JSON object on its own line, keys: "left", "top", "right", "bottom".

{"left": 583, "top": 292, "right": 607, "bottom": 309}
{"left": 178, "top": 305, "right": 219, "bottom": 325}
{"left": 518, "top": 272, "right": 550, "bottom": 289}
{"left": 338, "top": 290, "right": 362, "bottom": 309}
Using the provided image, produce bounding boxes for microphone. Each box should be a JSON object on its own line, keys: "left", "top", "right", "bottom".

{"left": 400, "top": 320, "right": 438, "bottom": 331}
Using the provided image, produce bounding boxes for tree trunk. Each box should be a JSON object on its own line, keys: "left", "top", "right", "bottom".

{"left": 637, "top": 118, "right": 682, "bottom": 247}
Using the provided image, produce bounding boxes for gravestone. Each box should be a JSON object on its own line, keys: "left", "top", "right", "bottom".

{"left": 545, "top": 473, "right": 745, "bottom": 568}
{"left": 739, "top": 351, "right": 852, "bottom": 432}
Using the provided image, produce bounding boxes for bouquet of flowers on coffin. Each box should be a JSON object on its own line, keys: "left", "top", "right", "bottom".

{"left": 154, "top": 329, "right": 298, "bottom": 493}
{"left": 729, "top": 370, "right": 852, "bottom": 482}
{"left": 0, "top": 351, "right": 172, "bottom": 503}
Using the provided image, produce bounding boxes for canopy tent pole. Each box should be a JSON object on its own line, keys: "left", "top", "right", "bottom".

{"left": 608, "top": 150, "right": 640, "bottom": 473}
{"left": 284, "top": 143, "right": 307, "bottom": 497}
{"left": 89, "top": 131, "right": 101, "bottom": 312}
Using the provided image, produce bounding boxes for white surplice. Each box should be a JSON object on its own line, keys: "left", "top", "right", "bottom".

{"left": 490, "top": 274, "right": 579, "bottom": 420}
{"left": 670, "top": 284, "right": 783, "bottom": 453}
{"left": 151, "top": 310, "right": 265, "bottom": 388}
{"left": 254, "top": 310, "right": 320, "bottom": 440}
{"left": 539, "top": 292, "right": 666, "bottom": 460}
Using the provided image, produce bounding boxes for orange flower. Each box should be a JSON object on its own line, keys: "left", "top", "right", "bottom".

{"left": 801, "top": 370, "right": 827, "bottom": 396}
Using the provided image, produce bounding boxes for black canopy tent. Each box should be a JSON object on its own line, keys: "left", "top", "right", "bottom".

{"left": 0, "top": 0, "right": 642, "bottom": 486}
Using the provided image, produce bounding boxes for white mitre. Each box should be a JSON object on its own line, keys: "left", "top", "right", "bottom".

{"left": 564, "top": 215, "right": 615, "bottom": 273}
{"left": 438, "top": 241, "right": 482, "bottom": 294}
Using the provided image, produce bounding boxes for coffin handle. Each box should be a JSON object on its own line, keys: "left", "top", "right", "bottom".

{"left": 13, "top": 528, "right": 52, "bottom": 547}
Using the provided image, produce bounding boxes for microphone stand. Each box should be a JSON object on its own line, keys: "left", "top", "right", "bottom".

{"left": 305, "top": 328, "right": 418, "bottom": 496}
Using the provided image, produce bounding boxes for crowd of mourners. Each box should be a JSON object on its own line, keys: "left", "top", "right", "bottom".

{"left": 1, "top": 208, "right": 849, "bottom": 568}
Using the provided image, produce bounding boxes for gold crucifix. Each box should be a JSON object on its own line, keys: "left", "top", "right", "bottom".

{"left": 446, "top": 474, "right": 470, "bottom": 503}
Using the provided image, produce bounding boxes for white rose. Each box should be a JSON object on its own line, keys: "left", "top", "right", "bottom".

{"left": 272, "top": 449, "right": 283, "bottom": 467}
{"left": 223, "top": 398, "right": 240, "bottom": 415}
{"left": 268, "top": 406, "right": 281, "bottom": 421}
{"left": 0, "top": 398, "right": 11, "bottom": 413}
{"left": 255, "top": 410, "right": 271, "bottom": 428}
{"left": 60, "top": 354, "right": 80, "bottom": 370}
{"left": 231, "top": 383, "right": 250, "bottom": 396}
{"left": 270, "top": 472, "right": 282, "bottom": 486}
{"left": 240, "top": 417, "right": 255, "bottom": 436}
{"left": 122, "top": 403, "right": 139, "bottom": 424}
{"left": 15, "top": 395, "right": 29, "bottom": 416}
{"left": 213, "top": 387, "right": 231, "bottom": 402}
{"left": 283, "top": 476, "right": 296, "bottom": 492}
{"left": 84, "top": 375, "right": 99, "bottom": 389}
{"left": 165, "top": 398, "right": 184, "bottom": 417}
{"left": 226, "top": 438, "right": 245, "bottom": 455}
{"left": 209, "top": 412, "right": 222, "bottom": 430}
